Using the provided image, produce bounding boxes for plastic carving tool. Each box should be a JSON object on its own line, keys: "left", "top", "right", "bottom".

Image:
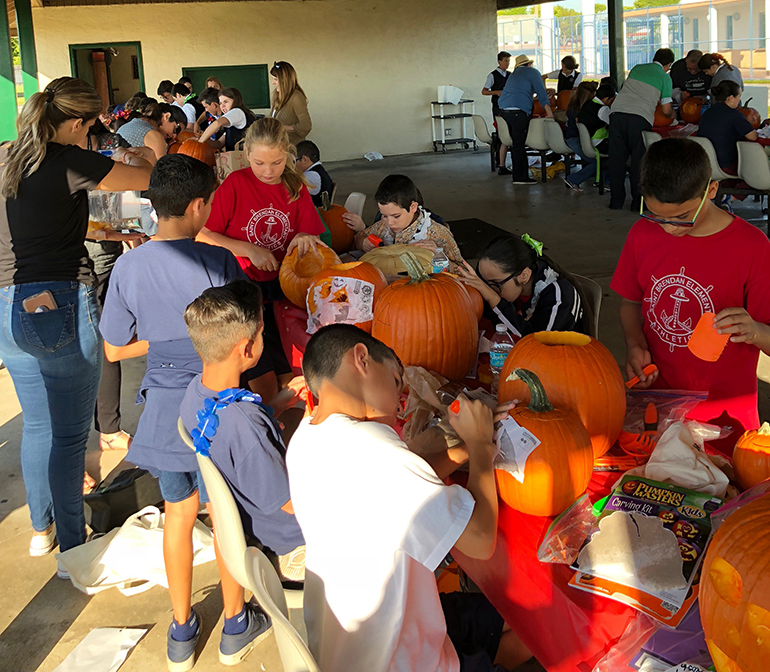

{"left": 688, "top": 312, "right": 730, "bottom": 362}
{"left": 449, "top": 399, "right": 461, "bottom": 414}
{"left": 625, "top": 364, "right": 658, "bottom": 389}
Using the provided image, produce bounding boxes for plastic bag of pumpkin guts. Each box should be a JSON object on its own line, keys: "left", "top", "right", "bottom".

{"left": 568, "top": 475, "right": 722, "bottom": 627}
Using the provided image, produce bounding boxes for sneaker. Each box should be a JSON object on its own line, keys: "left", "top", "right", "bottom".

{"left": 30, "top": 524, "right": 56, "bottom": 557}
{"left": 497, "top": 166, "right": 512, "bottom": 176}
{"left": 563, "top": 178, "right": 583, "bottom": 193}
{"left": 512, "top": 177, "right": 537, "bottom": 185}
{"left": 167, "top": 611, "right": 202, "bottom": 672}
{"left": 56, "top": 560, "right": 70, "bottom": 580}
{"left": 219, "top": 602, "right": 272, "bottom": 666}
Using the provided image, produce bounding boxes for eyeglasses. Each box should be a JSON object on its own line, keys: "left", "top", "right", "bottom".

{"left": 477, "top": 265, "right": 516, "bottom": 292}
{"left": 639, "top": 184, "right": 711, "bottom": 228}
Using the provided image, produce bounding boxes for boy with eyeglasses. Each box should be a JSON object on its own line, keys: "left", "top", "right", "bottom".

{"left": 610, "top": 138, "right": 770, "bottom": 454}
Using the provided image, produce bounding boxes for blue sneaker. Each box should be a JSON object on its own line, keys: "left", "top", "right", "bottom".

{"left": 166, "top": 610, "right": 201, "bottom": 672}
{"left": 219, "top": 602, "right": 272, "bottom": 666}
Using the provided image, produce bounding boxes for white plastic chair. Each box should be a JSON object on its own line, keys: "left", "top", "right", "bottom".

{"left": 571, "top": 274, "right": 603, "bottom": 339}
{"left": 737, "top": 141, "right": 770, "bottom": 233}
{"left": 688, "top": 136, "right": 738, "bottom": 180}
{"left": 525, "top": 118, "right": 550, "bottom": 183}
{"left": 642, "top": 131, "right": 662, "bottom": 149}
{"left": 177, "top": 419, "right": 317, "bottom": 671}
{"left": 544, "top": 118, "right": 576, "bottom": 177}
{"left": 471, "top": 115, "right": 498, "bottom": 172}
{"left": 343, "top": 192, "right": 366, "bottom": 218}
{"left": 577, "top": 122, "right": 608, "bottom": 195}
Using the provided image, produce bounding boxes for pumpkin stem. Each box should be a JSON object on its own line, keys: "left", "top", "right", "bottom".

{"left": 744, "top": 97, "right": 753, "bottom": 108}
{"left": 399, "top": 251, "right": 430, "bottom": 283}
{"left": 505, "top": 368, "right": 555, "bottom": 413}
{"left": 759, "top": 422, "right": 770, "bottom": 435}
{"left": 321, "top": 191, "right": 331, "bottom": 212}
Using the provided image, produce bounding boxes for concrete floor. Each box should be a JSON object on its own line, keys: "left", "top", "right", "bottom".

{"left": 1, "top": 148, "right": 769, "bottom": 671}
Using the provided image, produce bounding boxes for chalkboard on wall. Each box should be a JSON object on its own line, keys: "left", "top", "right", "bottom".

{"left": 182, "top": 64, "right": 270, "bottom": 109}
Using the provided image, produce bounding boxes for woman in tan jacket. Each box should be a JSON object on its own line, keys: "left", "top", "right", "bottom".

{"left": 270, "top": 61, "right": 311, "bottom": 145}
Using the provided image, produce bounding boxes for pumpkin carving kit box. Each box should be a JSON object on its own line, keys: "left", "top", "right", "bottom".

{"left": 569, "top": 475, "right": 722, "bottom": 626}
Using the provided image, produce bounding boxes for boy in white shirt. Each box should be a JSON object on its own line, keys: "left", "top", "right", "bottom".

{"left": 287, "top": 324, "right": 531, "bottom": 672}
{"left": 172, "top": 83, "right": 197, "bottom": 130}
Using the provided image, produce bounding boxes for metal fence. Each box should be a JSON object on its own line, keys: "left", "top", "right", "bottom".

{"left": 499, "top": 2, "right": 769, "bottom": 79}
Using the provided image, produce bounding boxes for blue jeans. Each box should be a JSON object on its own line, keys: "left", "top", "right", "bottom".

{"left": 565, "top": 137, "right": 597, "bottom": 186}
{"left": 0, "top": 281, "right": 102, "bottom": 551}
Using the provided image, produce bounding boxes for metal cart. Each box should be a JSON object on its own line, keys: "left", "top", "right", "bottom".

{"left": 431, "top": 99, "right": 477, "bottom": 153}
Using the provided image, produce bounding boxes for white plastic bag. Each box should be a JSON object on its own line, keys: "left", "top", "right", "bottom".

{"left": 626, "top": 421, "right": 729, "bottom": 497}
{"left": 57, "top": 505, "right": 216, "bottom": 596}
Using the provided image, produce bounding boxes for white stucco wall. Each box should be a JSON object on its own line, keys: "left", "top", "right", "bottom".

{"left": 32, "top": 0, "right": 498, "bottom": 161}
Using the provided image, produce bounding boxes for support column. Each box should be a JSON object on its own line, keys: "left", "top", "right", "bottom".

{"left": 14, "top": 0, "right": 37, "bottom": 99}
{"left": 541, "top": 2, "right": 555, "bottom": 74}
{"left": 581, "top": 0, "right": 597, "bottom": 76}
{"left": 660, "top": 14, "right": 670, "bottom": 48}
{"left": 91, "top": 50, "right": 109, "bottom": 113}
{"left": 609, "top": 0, "right": 625, "bottom": 85}
{"left": 0, "top": 0, "right": 16, "bottom": 141}
{"left": 709, "top": 5, "right": 718, "bottom": 53}
{"left": 765, "top": 0, "right": 770, "bottom": 74}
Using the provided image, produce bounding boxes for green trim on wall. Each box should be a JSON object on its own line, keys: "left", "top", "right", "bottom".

{"left": 68, "top": 41, "right": 145, "bottom": 95}
{"left": 182, "top": 64, "right": 270, "bottom": 109}
{"left": 14, "top": 0, "right": 38, "bottom": 99}
{"left": 0, "top": 5, "right": 16, "bottom": 142}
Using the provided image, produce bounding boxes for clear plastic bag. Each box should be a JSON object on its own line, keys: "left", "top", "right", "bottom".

{"left": 537, "top": 494, "right": 597, "bottom": 564}
{"left": 624, "top": 389, "right": 708, "bottom": 436}
{"left": 88, "top": 191, "right": 143, "bottom": 232}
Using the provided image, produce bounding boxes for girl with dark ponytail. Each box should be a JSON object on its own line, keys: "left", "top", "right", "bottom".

{"left": 457, "top": 233, "right": 591, "bottom": 336}
{"left": 0, "top": 77, "right": 152, "bottom": 561}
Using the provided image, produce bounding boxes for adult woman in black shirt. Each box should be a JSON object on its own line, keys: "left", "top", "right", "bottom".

{"left": 0, "top": 77, "right": 152, "bottom": 561}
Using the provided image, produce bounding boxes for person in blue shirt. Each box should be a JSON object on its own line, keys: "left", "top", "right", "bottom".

{"left": 181, "top": 281, "right": 305, "bottom": 575}
{"left": 497, "top": 54, "right": 553, "bottom": 185}
{"left": 99, "top": 155, "right": 264, "bottom": 671}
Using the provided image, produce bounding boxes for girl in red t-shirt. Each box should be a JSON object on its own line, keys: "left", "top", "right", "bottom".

{"left": 199, "top": 117, "right": 326, "bottom": 397}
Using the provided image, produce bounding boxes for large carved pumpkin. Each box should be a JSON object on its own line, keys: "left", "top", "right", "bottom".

{"left": 680, "top": 98, "right": 703, "bottom": 124}
{"left": 306, "top": 261, "right": 386, "bottom": 333}
{"left": 700, "top": 493, "right": 770, "bottom": 672}
{"left": 279, "top": 245, "right": 340, "bottom": 308}
{"left": 733, "top": 423, "right": 770, "bottom": 491}
{"left": 495, "top": 368, "right": 593, "bottom": 517}
{"left": 654, "top": 104, "right": 675, "bottom": 127}
{"left": 498, "top": 332, "right": 626, "bottom": 459}
{"left": 533, "top": 90, "right": 557, "bottom": 117}
{"left": 318, "top": 193, "right": 354, "bottom": 254}
{"left": 446, "top": 273, "right": 484, "bottom": 321}
{"left": 360, "top": 244, "right": 433, "bottom": 276}
{"left": 739, "top": 98, "right": 762, "bottom": 130}
{"left": 177, "top": 139, "right": 216, "bottom": 167}
{"left": 372, "top": 252, "right": 478, "bottom": 380}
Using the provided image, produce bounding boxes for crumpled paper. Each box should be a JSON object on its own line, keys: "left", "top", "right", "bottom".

{"left": 627, "top": 421, "right": 729, "bottom": 497}
{"left": 54, "top": 628, "right": 146, "bottom": 672}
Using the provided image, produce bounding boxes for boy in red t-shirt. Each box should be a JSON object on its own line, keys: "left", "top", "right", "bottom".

{"left": 611, "top": 138, "right": 770, "bottom": 453}
{"left": 199, "top": 117, "right": 326, "bottom": 399}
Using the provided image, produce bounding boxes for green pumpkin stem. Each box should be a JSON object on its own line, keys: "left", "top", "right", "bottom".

{"left": 321, "top": 191, "right": 331, "bottom": 212}
{"left": 506, "top": 368, "right": 555, "bottom": 413}
{"left": 399, "top": 251, "right": 430, "bottom": 283}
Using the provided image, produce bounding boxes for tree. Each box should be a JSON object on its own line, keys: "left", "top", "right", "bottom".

{"left": 595, "top": 3, "right": 607, "bottom": 11}
{"left": 632, "top": 0, "right": 679, "bottom": 7}
{"left": 11, "top": 38, "right": 20, "bottom": 67}
{"left": 499, "top": 7, "right": 532, "bottom": 15}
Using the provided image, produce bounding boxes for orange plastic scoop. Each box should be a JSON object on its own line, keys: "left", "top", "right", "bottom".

{"left": 625, "top": 364, "right": 658, "bottom": 389}
{"left": 688, "top": 312, "right": 730, "bottom": 362}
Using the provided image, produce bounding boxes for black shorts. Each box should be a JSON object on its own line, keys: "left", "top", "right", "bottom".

{"left": 440, "top": 592, "right": 507, "bottom": 672}
{"left": 245, "top": 280, "right": 293, "bottom": 381}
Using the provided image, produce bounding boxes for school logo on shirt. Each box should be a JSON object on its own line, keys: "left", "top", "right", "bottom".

{"left": 645, "top": 267, "right": 714, "bottom": 351}
{"left": 245, "top": 206, "right": 291, "bottom": 251}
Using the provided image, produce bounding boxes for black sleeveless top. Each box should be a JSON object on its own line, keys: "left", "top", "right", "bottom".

{"left": 557, "top": 70, "right": 580, "bottom": 93}
{"left": 308, "top": 164, "right": 334, "bottom": 208}
{"left": 489, "top": 69, "right": 509, "bottom": 117}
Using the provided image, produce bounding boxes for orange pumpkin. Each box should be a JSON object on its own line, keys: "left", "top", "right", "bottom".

{"left": 167, "top": 141, "right": 182, "bottom": 154}
{"left": 319, "top": 193, "right": 354, "bottom": 254}
{"left": 177, "top": 139, "right": 216, "bottom": 167}
{"left": 733, "top": 423, "right": 770, "bottom": 490}
{"left": 739, "top": 98, "right": 762, "bottom": 130}
{"left": 498, "top": 332, "right": 626, "bottom": 459}
{"left": 533, "top": 91, "right": 557, "bottom": 116}
{"left": 279, "top": 245, "right": 340, "bottom": 308}
{"left": 556, "top": 90, "right": 572, "bottom": 112}
{"left": 680, "top": 98, "right": 703, "bottom": 124}
{"left": 495, "top": 368, "right": 593, "bottom": 517}
{"left": 175, "top": 130, "right": 198, "bottom": 143}
{"left": 372, "top": 252, "right": 479, "bottom": 380}
{"left": 446, "top": 273, "right": 484, "bottom": 321}
{"left": 306, "top": 261, "right": 387, "bottom": 333}
{"left": 654, "top": 104, "right": 675, "bottom": 127}
{"left": 700, "top": 493, "right": 770, "bottom": 672}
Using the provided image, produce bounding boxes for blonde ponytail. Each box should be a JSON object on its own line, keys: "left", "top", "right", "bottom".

{"left": 244, "top": 117, "right": 308, "bottom": 202}
{"left": 1, "top": 77, "right": 103, "bottom": 199}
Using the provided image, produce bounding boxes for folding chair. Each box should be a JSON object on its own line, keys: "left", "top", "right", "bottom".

{"left": 577, "top": 123, "right": 608, "bottom": 195}
{"left": 471, "top": 115, "right": 499, "bottom": 172}
{"left": 571, "top": 274, "right": 603, "bottom": 339}
{"left": 343, "top": 192, "right": 366, "bottom": 219}
{"left": 544, "top": 118, "right": 576, "bottom": 178}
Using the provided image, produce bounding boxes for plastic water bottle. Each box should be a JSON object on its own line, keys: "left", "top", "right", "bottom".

{"left": 490, "top": 323, "right": 514, "bottom": 395}
{"left": 431, "top": 249, "right": 449, "bottom": 273}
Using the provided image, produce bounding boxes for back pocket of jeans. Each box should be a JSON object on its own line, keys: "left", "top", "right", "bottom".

{"left": 20, "top": 304, "right": 76, "bottom": 353}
